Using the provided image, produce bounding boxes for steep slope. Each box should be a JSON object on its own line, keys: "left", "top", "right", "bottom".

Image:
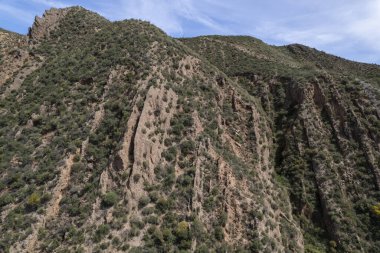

{"left": 1, "top": 7, "right": 380, "bottom": 253}
{"left": 0, "top": 8, "right": 303, "bottom": 253}
{"left": 282, "top": 43, "right": 380, "bottom": 85}
{"left": 0, "top": 27, "right": 41, "bottom": 91}
{"left": 182, "top": 35, "right": 380, "bottom": 252}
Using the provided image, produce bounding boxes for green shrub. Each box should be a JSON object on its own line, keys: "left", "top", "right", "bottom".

{"left": 152, "top": 227, "right": 164, "bottom": 245}
{"left": 195, "top": 244, "right": 209, "bottom": 253}
{"left": 0, "top": 193, "right": 12, "bottom": 207}
{"left": 145, "top": 215, "right": 159, "bottom": 224}
{"left": 163, "top": 147, "right": 177, "bottom": 162}
{"left": 71, "top": 162, "right": 85, "bottom": 173}
{"left": 148, "top": 191, "right": 159, "bottom": 202}
{"left": 183, "top": 114, "right": 194, "bottom": 127}
{"left": 164, "top": 138, "right": 172, "bottom": 147}
{"left": 26, "top": 192, "right": 41, "bottom": 211}
{"left": 93, "top": 224, "right": 110, "bottom": 242}
{"left": 131, "top": 217, "right": 145, "bottom": 229}
{"left": 101, "top": 191, "right": 119, "bottom": 208}
{"left": 141, "top": 207, "right": 155, "bottom": 216}
{"left": 214, "top": 226, "right": 224, "bottom": 241}
{"left": 175, "top": 221, "right": 189, "bottom": 240}
{"left": 133, "top": 174, "right": 141, "bottom": 183}
{"left": 156, "top": 198, "right": 172, "bottom": 213}
{"left": 138, "top": 196, "right": 151, "bottom": 209}
{"left": 180, "top": 140, "right": 195, "bottom": 155}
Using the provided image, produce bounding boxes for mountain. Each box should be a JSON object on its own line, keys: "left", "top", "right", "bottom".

{"left": 1, "top": 7, "right": 380, "bottom": 253}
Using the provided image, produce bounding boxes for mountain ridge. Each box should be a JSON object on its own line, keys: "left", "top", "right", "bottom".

{"left": 3, "top": 7, "right": 380, "bottom": 66}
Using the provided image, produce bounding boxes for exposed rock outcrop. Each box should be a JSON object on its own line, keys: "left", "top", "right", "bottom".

{"left": 28, "top": 8, "right": 70, "bottom": 42}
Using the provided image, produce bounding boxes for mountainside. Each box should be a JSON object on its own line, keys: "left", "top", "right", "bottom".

{"left": 1, "top": 7, "right": 380, "bottom": 253}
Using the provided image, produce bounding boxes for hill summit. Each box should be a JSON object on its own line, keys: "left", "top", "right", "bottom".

{"left": 1, "top": 7, "right": 380, "bottom": 253}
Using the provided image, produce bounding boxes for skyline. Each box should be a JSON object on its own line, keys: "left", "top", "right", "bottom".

{"left": 1, "top": 0, "right": 380, "bottom": 64}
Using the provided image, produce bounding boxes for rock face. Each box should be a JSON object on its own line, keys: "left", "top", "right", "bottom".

{"left": 0, "top": 7, "right": 380, "bottom": 253}
{"left": 28, "top": 8, "right": 69, "bottom": 42}
{"left": 182, "top": 36, "right": 380, "bottom": 253}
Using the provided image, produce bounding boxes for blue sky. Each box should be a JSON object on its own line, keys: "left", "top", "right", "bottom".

{"left": 1, "top": 0, "right": 380, "bottom": 64}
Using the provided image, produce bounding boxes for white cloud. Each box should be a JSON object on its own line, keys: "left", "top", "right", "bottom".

{"left": 171, "top": 0, "right": 226, "bottom": 33}
{"left": 0, "top": 0, "right": 379, "bottom": 63}
{"left": 0, "top": 0, "right": 68, "bottom": 25}
{"left": 276, "top": 31, "right": 343, "bottom": 47}
{"left": 348, "top": 1, "right": 380, "bottom": 52}
{"left": 0, "top": 3, "right": 35, "bottom": 23}
{"left": 244, "top": 0, "right": 380, "bottom": 63}
{"left": 31, "top": 0, "right": 68, "bottom": 8}
{"left": 103, "top": 0, "right": 227, "bottom": 36}
{"left": 120, "top": 0, "right": 184, "bottom": 34}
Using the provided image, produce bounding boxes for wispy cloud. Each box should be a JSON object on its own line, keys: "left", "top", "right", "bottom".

{"left": 348, "top": 1, "right": 380, "bottom": 52}
{"left": 0, "top": 0, "right": 379, "bottom": 63}
{"left": 31, "top": 0, "right": 69, "bottom": 8}
{"left": 0, "top": 2, "right": 35, "bottom": 23}
{"left": 102, "top": 0, "right": 227, "bottom": 36}
{"left": 236, "top": 0, "right": 380, "bottom": 63}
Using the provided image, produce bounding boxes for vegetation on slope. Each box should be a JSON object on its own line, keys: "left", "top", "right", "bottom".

{"left": 0, "top": 7, "right": 380, "bottom": 253}
{"left": 182, "top": 35, "right": 380, "bottom": 252}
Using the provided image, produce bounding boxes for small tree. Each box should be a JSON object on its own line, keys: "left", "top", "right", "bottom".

{"left": 175, "top": 221, "right": 189, "bottom": 240}
{"left": 175, "top": 221, "right": 192, "bottom": 249}
{"left": 93, "top": 224, "right": 110, "bottom": 242}
{"left": 153, "top": 228, "right": 164, "bottom": 246}
{"left": 101, "top": 191, "right": 119, "bottom": 208}
{"left": 180, "top": 140, "right": 195, "bottom": 156}
{"left": 214, "top": 226, "right": 224, "bottom": 241}
{"left": 372, "top": 203, "right": 380, "bottom": 217}
{"left": 138, "top": 196, "right": 151, "bottom": 209}
{"left": 26, "top": 192, "right": 41, "bottom": 211}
